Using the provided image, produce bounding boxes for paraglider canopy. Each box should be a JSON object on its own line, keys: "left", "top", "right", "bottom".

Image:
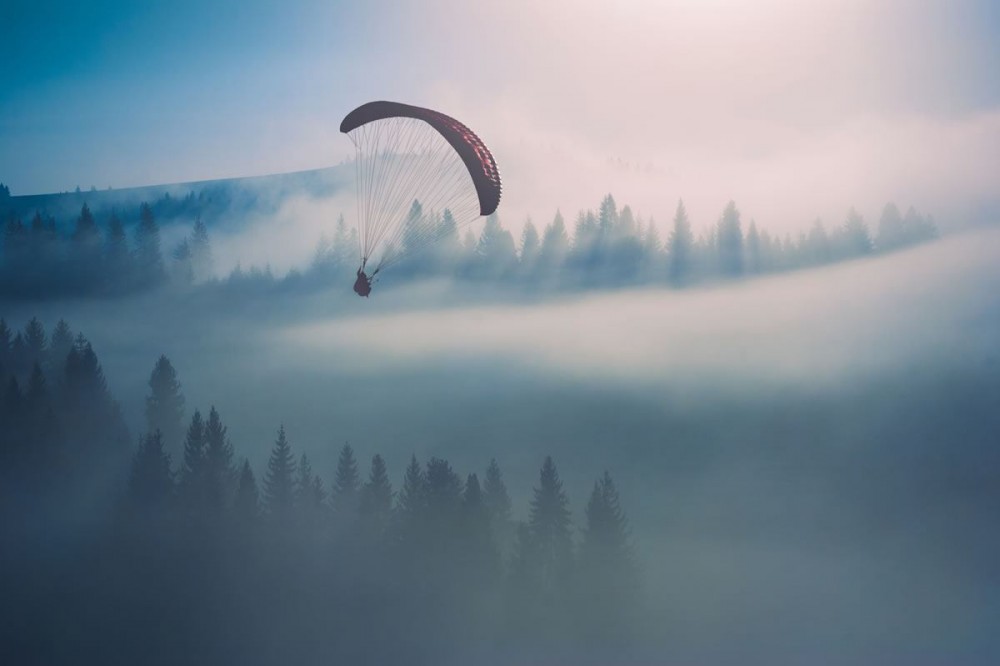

{"left": 341, "top": 101, "right": 502, "bottom": 217}
{"left": 340, "top": 100, "right": 502, "bottom": 275}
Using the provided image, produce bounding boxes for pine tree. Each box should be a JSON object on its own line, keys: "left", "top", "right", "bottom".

{"left": 72, "top": 204, "right": 102, "bottom": 280}
{"left": 178, "top": 410, "right": 206, "bottom": 503}
{"left": 23, "top": 318, "right": 46, "bottom": 367}
{"left": 527, "top": 456, "right": 573, "bottom": 584}
{"left": 296, "top": 453, "right": 315, "bottom": 507}
{"left": 539, "top": 210, "right": 570, "bottom": 271}
{"left": 807, "top": 219, "right": 831, "bottom": 265}
{"left": 842, "top": 207, "right": 873, "bottom": 257}
{"left": 474, "top": 213, "right": 517, "bottom": 278}
{"left": 597, "top": 194, "right": 618, "bottom": 241}
{"left": 746, "top": 220, "right": 761, "bottom": 274}
{"left": 203, "top": 406, "right": 234, "bottom": 512}
{"left": 424, "top": 457, "right": 463, "bottom": 532}
{"left": 331, "top": 443, "right": 360, "bottom": 521}
{"left": 233, "top": 458, "right": 261, "bottom": 526}
{"left": 264, "top": 425, "right": 296, "bottom": 521}
{"left": 578, "top": 471, "right": 638, "bottom": 639}
{"left": 23, "top": 362, "right": 54, "bottom": 466}
{"left": 48, "top": 320, "right": 73, "bottom": 371}
{"left": 331, "top": 214, "right": 356, "bottom": 271}
{"left": 360, "top": 454, "right": 393, "bottom": 535}
{"left": 462, "top": 472, "right": 498, "bottom": 574}
{"left": 135, "top": 202, "right": 165, "bottom": 286}
{"left": 520, "top": 219, "right": 540, "bottom": 276}
{"left": 640, "top": 217, "right": 662, "bottom": 279}
{"left": 396, "top": 454, "right": 426, "bottom": 533}
{"left": 483, "top": 458, "right": 513, "bottom": 553}
{"left": 189, "top": 217, "right": 214, "bottom": 281}
{"left": 876, "top": 202, "right": 905, "bottom": 251}
{"left": 128, "top": 430, "right": 174, "bottom": 513}
{"left": 668, "top": 199, "right": 694, "bottom": 285}
{"left": 62, "top": 334, "right": 114, "bottom": 425}
{"left": 717, "top": 200, "right": 743, "bottom": 277}
{"left": 508, "top": 457, "right": 576, "bottom": 640}
{"left": 145, "top": 355, "right": 184, "bottom": 457}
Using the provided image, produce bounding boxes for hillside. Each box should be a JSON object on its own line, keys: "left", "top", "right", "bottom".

{"left": 0, "top": 165, "right": 351, "bottom": 231}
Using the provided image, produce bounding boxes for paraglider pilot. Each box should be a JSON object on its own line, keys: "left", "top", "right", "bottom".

{"left": 354, "top": 264, "right": 375, "bottom": 297}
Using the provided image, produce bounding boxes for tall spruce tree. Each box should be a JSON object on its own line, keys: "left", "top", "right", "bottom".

{"left": 842, "top": 207, "right": 873, "bottom": 257}
{"left": 668, "top": 199, "right": 694, "bottom": 285}
{"left": 295, "top": 454, "right": 326, "bottom": 524}
{"left": 264, "top": 425, "right": 296, "bottom": 521}
{"left": 483, "top": 458, "right": 513, "bottom": 553}
{"left": 23, "top": 318, "right": 46, "bottom": 368}
{"left": 145, "top": 355, "right": 184, "bottom": 457}
{"left": 178, "top": 410, "right": 206, "bottom": 507}
{"left": 48, "top": 320, "right": 73, "bottom": 371}
{"left": 539, "top": 210, "right": 570, "bottom": 271}
{"left": 331, "top": 443, "right": 360, "bottom": 521}
{"left": 396, "top": 454, "right": 426, "bottom": 539}
{"left": 203, "top": 406, "right": 234, "bottom": 512}
{"left": 360, "top": 454, "right": 393, "bottom": 535}
{"left": 578, "top": 471, "right": 637, "bottom": 637}
{"left": 520, "top": 219, "right": 541, "bottom": 276}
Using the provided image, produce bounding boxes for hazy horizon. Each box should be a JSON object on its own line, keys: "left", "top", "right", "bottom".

{"left": 3, "top": 0, "right": 998, "bottom": 235}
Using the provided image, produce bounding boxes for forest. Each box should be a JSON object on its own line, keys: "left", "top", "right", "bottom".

{"left": 0, "top": 315, "right": 638, "bottom": 664}
{"left": 0, "top": 182, "right": 938, "bottom": 301}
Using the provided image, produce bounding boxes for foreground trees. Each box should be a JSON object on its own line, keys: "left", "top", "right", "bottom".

{"left": 0, "top": 315, "right": 641, "bottom": 664}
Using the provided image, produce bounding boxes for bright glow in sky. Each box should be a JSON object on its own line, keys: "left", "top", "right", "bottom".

{"left": 1, "top": 0, "right": 998, "bottom": 233}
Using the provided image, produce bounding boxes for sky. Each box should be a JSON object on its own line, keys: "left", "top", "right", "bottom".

{"left": 2, "top": 0, "right": 999, "bottom": 234}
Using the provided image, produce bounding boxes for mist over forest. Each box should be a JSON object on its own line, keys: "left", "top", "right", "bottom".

{"left": 2, "top": 169, "right": 999, "bottom": 663}
{"left": 2, "top": 0, "right": 999, "bottom": 658}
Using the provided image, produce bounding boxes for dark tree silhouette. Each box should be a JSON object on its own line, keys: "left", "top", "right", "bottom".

{"left": 263, "top": 425, "right": 296, "bottom": 521}
{"left": 483, "top": 458, "right": 513, "bottom": 554}
{"left": 145, "top": 355, "right": 185, "bottom": 457}
{"left": 331, "top": 443, "right": 360, "bottom": 523}
{"left": 128, "top": 430, "right": 174, "bottom": 514}
{"left": 360, "top": 453, "right": 393, "bottom": 536}
{"left": 203, "top": 406, "right": 234, "bottom": 513}
{"left": 178, "top": 410, "right": 206, "bottom": 512}
{"left": 578, "top": 471, "right": 638, "bottom": 641}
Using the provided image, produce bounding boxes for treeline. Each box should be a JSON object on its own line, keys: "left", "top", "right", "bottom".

{"left": 1, "top": 316, "right": 639, "bottom": 665}
{"left": 2, "top": 194, "right": 938, "bottom": 301}
{"left": 1, "top": 203, "right": 213, "bottom": 299}
{"left": 250, "top": 196, "right": 939, "bottom": 292}
{"left": 348, "top": 196, "right": 938, "bottom": 287}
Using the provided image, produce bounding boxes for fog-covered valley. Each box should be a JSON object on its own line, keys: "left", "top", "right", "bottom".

{"left": 5, "top": 226, "right": 998, "bottom": 662}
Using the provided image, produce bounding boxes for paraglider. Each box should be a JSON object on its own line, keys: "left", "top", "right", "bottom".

{"left": 353, "top": 264, "right": 375, "bottom": 298}
{"left": 340, "top": 101, "right": 502, "bottom": 296}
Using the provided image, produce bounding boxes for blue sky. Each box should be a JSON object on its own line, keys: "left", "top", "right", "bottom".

{"left": 1, "top": 0, "right": 998, "bottom": 231}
